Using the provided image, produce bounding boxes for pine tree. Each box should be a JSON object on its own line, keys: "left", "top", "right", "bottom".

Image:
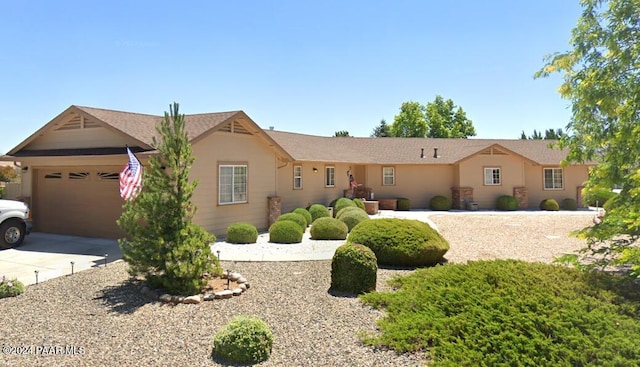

{"left": 117, "top": 103, "right": 219, "bottom": 295}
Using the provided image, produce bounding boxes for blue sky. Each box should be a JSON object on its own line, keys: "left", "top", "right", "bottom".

{"left": 1, "top": 1, "right": 582, "bottom": 154}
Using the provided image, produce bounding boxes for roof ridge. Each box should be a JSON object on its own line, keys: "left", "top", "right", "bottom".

{"left": 73, "top": 105, "right": 162, "bottom": 118}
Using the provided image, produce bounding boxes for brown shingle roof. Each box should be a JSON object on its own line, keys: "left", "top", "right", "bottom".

{"left": 265, "top": 130, "right": 578, "bottom": 165}
{"left": 75, "top": 106, "right": 241, "bottom": 145}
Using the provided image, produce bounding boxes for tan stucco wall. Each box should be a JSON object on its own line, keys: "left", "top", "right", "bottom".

{"left": 25, "top": 126, "right": 130, "bottom": 150}
{"left": 524, "top": 164, "right": 589, "bottom": 208}
{"left": 276, "top": 162, "right": 352, "bottom": 213}
{"left": 457, "top": 153, "right": 526, "bottom": 209}
{"left": 191, "top": 131, "right": 279, "bottom": 236}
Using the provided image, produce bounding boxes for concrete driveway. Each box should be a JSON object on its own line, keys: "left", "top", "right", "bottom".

{"left": 0, "top": 232, "right": 122, "bottom": 286}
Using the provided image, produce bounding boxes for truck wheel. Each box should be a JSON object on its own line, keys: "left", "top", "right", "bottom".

{"left": 0, "top": 219, "right": 25, "bottom": 249}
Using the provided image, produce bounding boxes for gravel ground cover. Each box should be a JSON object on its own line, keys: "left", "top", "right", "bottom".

{"left": 0, "top": 213, "right": 594, "bottom": 366}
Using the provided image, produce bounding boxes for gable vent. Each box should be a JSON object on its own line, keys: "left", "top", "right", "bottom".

{"left": 219, "top": 121, "right": 251, "bottom": 135}
{"left": 480, "top": 147, "right": 507, "bottom": 155}
{"left": 56, "top": 114, "right": 101, "bottom": 131}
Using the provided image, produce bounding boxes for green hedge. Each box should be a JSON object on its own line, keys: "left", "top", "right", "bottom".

{"left": 269, "top": 220, "right": 303, "bottom": 244}
{"left": 338, "top": 208, "right": 370, "bottom": 232}
{"left": 277, "top": 212, "right": 307, "bottom": 229}
{"left": 540, "top": 198, "right": 560, "bottom": 211}
{"left": 496, "top": 195, "right": 519, "bottom": 211}
{"left": 396, "top": 198, "right": 410, "bottom": 211}
{"left": 225, "top": 222, "right": 258, "bottom": 244}
{"left": 429, "top": 195, "right": 451, "bottom": 211}
{"left": 0, "top": 278, "right": 24, "bottom": 299}
{"left": 292, "top": 208, "right": 312, "bottom": 227}
{"left": 348, "top": 218, "right": 449, "bottom": 267}
{"left": 308, "top": 204, "right": 331, "bottom": 223}
{"left": 333, "top": 198, "right": 357, "bottom": 217}
{"left": 561, "top": 198, "right": 578, "bottom": 211}
{"left": 310, "top": 217, "right": 348, "bottom": 240}
{"left": 331, "top": 243, "right": 377, "bottom": 294}
{"left": 353, "top": 198, "right": 365, "bottom": 210}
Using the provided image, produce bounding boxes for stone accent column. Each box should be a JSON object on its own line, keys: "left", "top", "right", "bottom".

{"left": 267, "top": 196, "right": 281, "bottom": 227}
{"left": 576, "top": 186, "right": 585, "bottom": 208}
{"left": 450, "top": 187, "right": 473, "bottom": 209}
{"left": 513, "top": 187, "right": 528, "bottom": 209}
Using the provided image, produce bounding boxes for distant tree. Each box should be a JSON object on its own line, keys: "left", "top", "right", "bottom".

{"left": 519, "top": 128, "right": 564, "bottom": 140}
{"left": 117, "top": 102, "right": 220, "bottom": 296}
{"left": 390, "top": 101, "right": 427, "bottom": 137}
{"left": 371, "top": 119, "right": 391, "bottom": 137}
{"left": 0, "top": 166, "right": 16, "bottom": 182}
{"left": 424, "top": 95, "right": 476, "bottom": 138}
{"left": 334, "top": 130, "right": 350, "bottom": 137}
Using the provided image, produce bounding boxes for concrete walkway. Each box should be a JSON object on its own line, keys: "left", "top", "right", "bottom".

{"left": 0, "top": 232, "right": 121, "bottom": 286}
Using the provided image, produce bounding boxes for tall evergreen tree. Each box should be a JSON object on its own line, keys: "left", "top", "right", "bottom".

{"left": 118, "top": 103, "right": 219, "bottom": 295}
{"left": 371, "top": 118, "right": 391, "bottom": 137}
{"left": 334, "top": 130, "right": 350, "bottom": 137}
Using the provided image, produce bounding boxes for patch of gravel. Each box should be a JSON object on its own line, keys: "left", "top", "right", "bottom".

{"left": 0, "top": 213, "right": 593, "bottom": 366}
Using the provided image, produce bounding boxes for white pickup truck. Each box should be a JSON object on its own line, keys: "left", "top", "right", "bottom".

{"left": 0, "top": 199, "right": 32, "bottom": 249}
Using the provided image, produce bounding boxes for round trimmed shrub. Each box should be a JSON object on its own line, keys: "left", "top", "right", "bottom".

{"left": 353, "top": 198, "right": 365, "bottom": 210}
{"left": 331, "top": 243, "right": 377, "bottom": 294}
{"left": 540, "top": 198, "right": 560, "bottom": 211}
{"left": 496, "top": 195, "right": 519, "bottom": 211}
{"left": 336, "top": 206, "right": 364, "bottom": 220}
{"left": 269, "top": 220, "right": 303, "bottom": 243}
{"left": 396, "top": 197, "right": 411, "bottom": 211}
{"left": 561, "top": 198, "right": 578, "bottom": 211}
{"left": 348, "top": 218, "right": 449, "bottom": 267}
{"left": 310, "top": 217, "right": 348, "bottom": 240}
{"left": 276, "top": 212, "right": 307, "bottom": 229}
{"left": 212, "top": 316, "right": 273, "bottom": 365}
{"left": 334, "top": 198, "right": 356, "bottom": 217}
{"left": 226, "top": 222, "right": 258, "bottom": 244}
{"left": 308, "top": 203, "right": 331, "bottom": 223}
{"left": 292, "top": 208, "right": 312, "bottom": 227}
{"left": 338, "top": 208, "right": 370, "bottom": 232}
{"left": 429, "top": 195, "right": 451, "bottom": 211}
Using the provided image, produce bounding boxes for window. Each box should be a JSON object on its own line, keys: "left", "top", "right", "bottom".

{"left": 219, "top": 165, "right": 247, "bottom": 204}
{"left": 383, "top": 167, "right": 395, "bottom": 186}
{"left": 484, "top": 167, "right": 501, "bottom": 185}
{"left": 293, "top": 165, "right": 302, "bottom": 189}
{"left": 325, "top": 166, "right": 335, "bottom": 187}
{"left": 544, "top": 168, "right": 564, "bottom": 190}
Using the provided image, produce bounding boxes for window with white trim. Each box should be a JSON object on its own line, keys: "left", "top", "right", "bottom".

{"left": 293, "top": 165, "right": 302, "bottom": 189}
{"left": 544, "top": 168, "right": 564, "bottom": 190}
{"left": 219, "top": 165, "right": 247, "bottom": 204}
{"left": 383, "top": 166, "right": 395, "bottom": 186}
{"left": 484, "top": 167, "right": 501, "bottom": 185}
{"left": 325, "top": 166, "right": 335, "bottom": 187}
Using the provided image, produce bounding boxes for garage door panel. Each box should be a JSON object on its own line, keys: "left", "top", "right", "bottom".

{"left": 35, "top": 167, "right": 124, "bottom": 238}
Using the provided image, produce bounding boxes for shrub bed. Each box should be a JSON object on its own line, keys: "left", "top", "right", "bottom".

{"left": 212, "top": 316, "right": 273, "bottom": 365}
{"left": 359, "top": 259, "right": 640, "bottom": 366}
{"left": 310, "top": 217, "right": 348, "bottom": 240}
{"left": 269, "top": 220, "right": 303, "bottom": 244}
{"left": 226, "top": 222, "right": 259, "bottom": 244}
{"left": 429, "top": 195, "right": 451, "bottom": 211}
{"left": 540, "top": 198, "right": 560, "bottom": 211}
{"left": 496, "top": 195, "right": 519, "bottom": 211}
{"left": 331, "top": 243, "right": 377, "bottom": 294}
{"left": 353, "top": 198, "right": 365, "bottom": 210}
{"left": 308, "top": 204, "right": 331, "bottom": 223}
{"left": 0, "top": 278, "right": 24, "bottom": 299}
{"left": 347, "top": 218, "right": 449, "bottom": 266}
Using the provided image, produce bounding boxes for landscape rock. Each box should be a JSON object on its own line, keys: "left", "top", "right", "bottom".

{"left": 232, "top": 288, "right": 243, "bottom": 296}
{"left": 215, "top": 290, "right": 233, "bottom": 299}
{"left": 159, "top": 294, "right": 172, "bottom": 303}
{"left": 182, "top": 295, "right": 202, "bottom": 304}
{"left": 236, "top": 277, "right": 248, "bottom": 284}
{"left": 238, "top": 283, "right": 247, "bottom": 291}
{"left": 203, "top": 293, "right": 216, "bottom": 301}
{"left": 228, "top": 272, "right": 242, "bottom": 281}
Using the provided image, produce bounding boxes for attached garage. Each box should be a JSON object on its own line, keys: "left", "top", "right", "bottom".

{"left": 33, "top": 167, "right": 124, "bottom": 238}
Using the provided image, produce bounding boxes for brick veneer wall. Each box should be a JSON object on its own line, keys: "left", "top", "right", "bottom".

{"left": 451, "top": 187, "right": 473, "bottom": 209}
{"left": 267, "top": 196, "right": 281, "bottom": 227}
{"left": 513, "top": 187, "right": 528, "bottom": 209}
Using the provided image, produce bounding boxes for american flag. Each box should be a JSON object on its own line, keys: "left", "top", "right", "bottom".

{"left": 119, "top": 146, "right": 143, "bottom": 200}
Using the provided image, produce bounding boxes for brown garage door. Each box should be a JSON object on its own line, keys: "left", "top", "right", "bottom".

{"left": 34, "top": 167, "right": 125, "bottom": 238}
